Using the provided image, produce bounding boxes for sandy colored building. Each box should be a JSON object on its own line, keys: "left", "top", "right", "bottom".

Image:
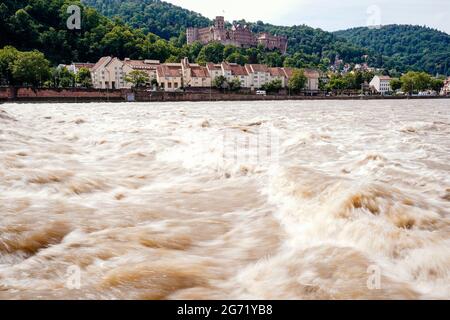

{"left": 303, "top": 69, "right": 320, "bottom": 91}
{"left": 268, "top": 67, "right": 288, "bottom": 87}
{"left": 441, "top": 77, "right": 450, "bottom": 95}
{"left": 282, "top": 68, "right": 320, "bottom": 91}
{"left": 206, "top": 63, "right": 223, "bottom": 82}
{"left": 221, "top": 62, "right": 252, "bottom": 88}
{"left": 156, "top": 63, "right": 183, "bottom": 91}
{"left": 181, "top": 58, "right": 211, "bottom": 88}
{"left": 123, "top": 59, "right": 160, "bottom": 86}
{"left": 245, "top": 64, "right": 271, "bottom": 89}
{"left": 91, "top": 57, "right": 128, "bottom": 89}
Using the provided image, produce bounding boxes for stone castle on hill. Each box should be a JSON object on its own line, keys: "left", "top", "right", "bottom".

{"left": 187, "top": 16, "right": 288, "bottom": 54}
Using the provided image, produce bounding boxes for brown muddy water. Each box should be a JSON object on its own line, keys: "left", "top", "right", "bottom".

{"left": 0, "top": 100, "right": 449, "bottom": 300}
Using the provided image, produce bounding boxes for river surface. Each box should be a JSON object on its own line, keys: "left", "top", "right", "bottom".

{"left": 0, "top": 100, "right": 449, "bottom": 299}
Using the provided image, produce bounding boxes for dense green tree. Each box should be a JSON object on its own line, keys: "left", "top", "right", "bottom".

{"left": 0, "top": 46, "right": 19, "bottom": 85}
{"left": 261, "top": 79, "right": 283, "bottom": 93}
{"left": 400, "top": 71, "right": 433, "bottom": 94}
{"left": 197, "top": 42, "right": 225, "bottom": 64}
{"left": 335, "top": 25, "right": 450, "bottom": 75}
{"left": 228, "top": 78, "right": 241, "bottom": 92}
{"left": 390, "top": 78, "right": 402, "bottom": 91}
{"left": 430, "top": 78, "right": 444, "bottom": 93}
{"left": 12, "top": 50, "right": 51, "bottom": 86}
{"left": 76, "top": 67, "right": 93, "bottom": 88}
{"left": 83, "top": 0, "right": 211, "bottom": 39}
{"left": 213, "top": 75, "right": 227, "bottom": 90}
{"left": 226, "top": 52, "right": 248, "bottom": 65}
{"left": 288, "top": 69, "right": 307, "bottom": 93}
{"left": 124, "top": 70, "right": 150, "bottom": 88}
{"left": 57, "top": 67, "right": 76, "bottom": 88}
{"left": 400, "top": 73, "right": 416, "bottom": 95}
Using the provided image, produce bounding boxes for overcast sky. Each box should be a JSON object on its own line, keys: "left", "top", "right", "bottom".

{"left": 166, "top": 0, "right": 450, "bottom": 33}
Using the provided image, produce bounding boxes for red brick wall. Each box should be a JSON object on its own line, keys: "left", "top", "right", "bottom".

{"left": 0, "top": 87, "right": 11, "bottom": 99}
{"left": 16, "top": 88, "right": 125, "bottom": 99}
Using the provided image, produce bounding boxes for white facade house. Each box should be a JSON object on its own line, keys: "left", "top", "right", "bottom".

{"left": 245, "top": 64, "right": 271, "bottom": 89}
{"left": 90, "top": 56, "right": 321, "bottom": 92}
{"left": 370, "top": 75, "right": 392, "bottom": 94}
{"left": 221, "top": 62, "right": 252, "bottom": 88}
{"left": 91, "top": 57, "right": 128, "bottom": 89}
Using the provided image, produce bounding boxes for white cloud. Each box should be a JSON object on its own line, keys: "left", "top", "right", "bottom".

{"left": 165, "top": 0, "right": 450, "bottom": 33}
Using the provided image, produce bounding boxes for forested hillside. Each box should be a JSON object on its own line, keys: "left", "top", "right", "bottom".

{"left": 0, "top": 0, "right": 166, "bottom": 63}
{"left": 82, "top": 0, "right": 450, "bottom": 75}
{"left": 82, "top": 0, "right": 211, "bottom": 39}
{"left": 0, "top": 0, "right": 371, "bottom": 70}
{"left": 335, "top": 25, "right": 450, "bottom": 75}
{"left": 2, "top": 0, "right": 449, "bottom": 75}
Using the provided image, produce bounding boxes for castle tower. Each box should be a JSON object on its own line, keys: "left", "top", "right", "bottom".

{"left": 214, "top": 16, "right": 225, "bottom": 29}
{"left": 186, "top": 27, "right": 199, "bottom": 44}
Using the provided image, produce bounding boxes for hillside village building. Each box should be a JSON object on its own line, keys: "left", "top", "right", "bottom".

{"left": 58, "top": 62, "right": 95, "bottom": 75}
{"left": 187, "top": 16, "right": 288, "bottom": 54}
{"left": 156, "top": 63, "right": 183, "bottom": 91}
{"left": 91, "top": 57, "right": 127, "bottom": 89}
{"left": 91, "top": 57, "right": 161, "bottom": 89}
{"left": 181, "top": 58, "right": 212, "bottom": 88}
{"left": 89, "top": 56, "right": 320, "bottom": 92}
{"left": 221, "top": 62, "right": 253, "bottom": 88}
{"left": 370, "top": 75, "right": 392, "bottom": 94}
{"left": 123, "top": 58, "right": 160, "bottom": 83}
{"left": 442, "top": 77, "right": 450, "bottom": 95}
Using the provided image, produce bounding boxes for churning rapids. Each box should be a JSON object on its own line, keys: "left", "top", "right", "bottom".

{"left": 0, "top": 100, "right": 449, "bottom": 300}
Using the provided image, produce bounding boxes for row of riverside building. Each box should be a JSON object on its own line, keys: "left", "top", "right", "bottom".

{"left": 74, "top": 56, "right": 320, "bottom": 92}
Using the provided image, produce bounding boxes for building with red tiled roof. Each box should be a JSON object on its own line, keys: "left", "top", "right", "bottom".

{"left": 181, "top": 58, "right": 211, "bottom": 88}
{"left": 124, "top": 58, "right": 160, "bottom": 84}
{"left": 206, "top": 63, "right": 223, "bottom": 83}
{"left": 220, "top": 62, "right": 251, "bottom": 88}
{"left": 244, "top": 64, "right": 271, "bottom": 88}
{"left": 91, "top": 57, "right": 128, "bottom": 89}
{"left": 156, "top": 63, "right": 183, "bottom": 91}
{"left": 269, "top": 67, "right": 288, "bottom": 87}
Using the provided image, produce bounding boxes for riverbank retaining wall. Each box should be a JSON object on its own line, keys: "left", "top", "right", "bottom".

{"left": 1, "top": 87, "right": 449, "bottom": 103}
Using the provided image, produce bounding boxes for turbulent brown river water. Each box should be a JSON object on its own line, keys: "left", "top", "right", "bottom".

{"left": 0, "top": 100, "right": 449, "bottom": 300}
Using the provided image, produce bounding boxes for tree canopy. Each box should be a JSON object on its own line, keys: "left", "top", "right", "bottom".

{"left": 335, "top": 25, "right": 450, "bottom": 75}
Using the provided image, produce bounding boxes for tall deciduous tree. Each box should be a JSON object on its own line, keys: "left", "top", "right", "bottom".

{"left": 390, "top": 78, "right": 402, "bottom": 91}
{"left": 288, "top": 69, "right": 307, "bottom": 93}
{"left": 12, "top": 50, "right": 51, "bottom": 87}
{"left": 124, "top": 70, "right": 150, "bottom": 88}
{"left": 0, "top": 46, "right": 19, "bottom": 85}
{"left": 76, "top": 67, "right": 93, "bottom": 88}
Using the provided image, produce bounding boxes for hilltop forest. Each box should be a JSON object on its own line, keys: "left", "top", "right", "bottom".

{"left": 0, "top": 0, "right": 449, "bottom": 75}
